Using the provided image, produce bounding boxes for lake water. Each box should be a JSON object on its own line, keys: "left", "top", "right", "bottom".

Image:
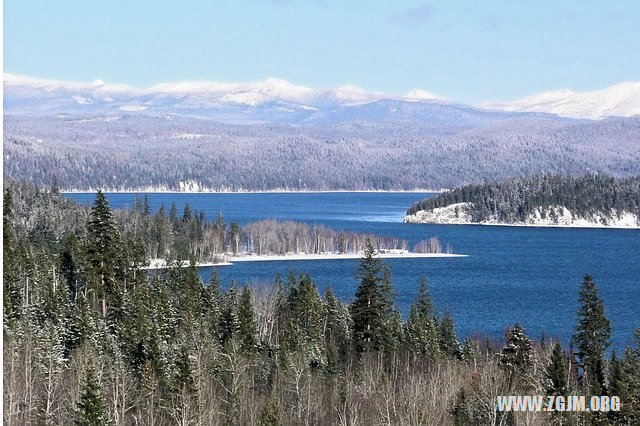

{"left": 67, "top": 192, "right": 640, "bottom": 350}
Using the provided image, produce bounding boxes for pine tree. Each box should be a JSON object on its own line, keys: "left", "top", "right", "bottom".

{"left": 404, "top": 277, "right": 439, "bottom": 357}
{"left": 75, "top": 365, "right": 109, "bottom": 425}
{"left": 545, "top": 342, "right": 568, "bottom": 395}
{"left": 439, "top": 309, "right": 462, "bottom": 359}
{"left": 174, "top": 345, "right": 196, "bottom": 394}
{"left": 615, "top": 333, "right": 640, "bottom": 423}
{"left": 86, "top": 190, "right": 119, "bottom": 318}
{"left": 607, "top": 350, "right": 627, "bottom": 424}
{"left": 282, "top": 274, "right": 325, "bottom": 364}
{"left": 236, "top": 286, "right": 258, "bottom": 354}
{"left": 204, "top": 268, "right": 222, "bottom": 341}
{"left": 572, "top": 275, "right": 611, "bottom": 395}
{"left": 324, "top": 286, "right": 351, "bottom": 374}
{"left": 380, "top": 266, "right": 403, "bottom": 350}
{"left": 499, "top": 323, "right": 533, "bottom": 375}
{"left": 3, "top": 187, "right": 23, "bottom": 326}
{"left": 350, "top": 240, "right": 398, "bottom": 353}
{"left": 219, "top": 283, "right": 239, "bottom": 346}
{"left": 59, "top": 233, "right": 82, "bottom": 300}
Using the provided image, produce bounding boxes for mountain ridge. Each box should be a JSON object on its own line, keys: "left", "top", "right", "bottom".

{"left": 5, "top": 73, "right": 639, "bottom": 121}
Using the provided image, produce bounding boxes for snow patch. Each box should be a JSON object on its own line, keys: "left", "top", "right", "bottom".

{"left": 173, "top": 133, "right": 206, "bottom": 140}
{"left": 71, "top": 95, "right": 93, "bottom": 105}
{"left": 118, "top": 105, "right": 148, "bottom": 111}
{"left": 404, "top": 202, "right": 472, "bottom": 224}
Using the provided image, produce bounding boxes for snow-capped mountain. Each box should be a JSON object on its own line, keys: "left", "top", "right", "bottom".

{"left": 478, "top": 82, "right": 640, "bottom": 119}
{"left": 5, "top": 73, "right": 638, "bottom": 123}
{"left": 6, "top": 73, "right": 500, "bottom": 125}
{"left": 3, "top": 73, "right": 431, "bottom": 110}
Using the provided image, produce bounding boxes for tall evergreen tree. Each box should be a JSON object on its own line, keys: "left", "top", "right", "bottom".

{"left": 499, "top": 323, "right": 533, "bottom": 376}
{"left": 324, "top": 287, "right": 351, "bottom": 374}
{"left": 404, "top": 277, "right": 439, "bottom": 356}
{"left": 236, "top": 286, "right": 258, "bottom": 354}
{"left": 282, "top": 274, "right": 325, "bottom": 364}
{"left": 439, "top": 309, "right": 462, "bottom": 359}
{"left": 572, "top": 275, "right": 611, "bottom": 394}
{"left": 350, "top": 240, "right": 398, "bottom": 353}
{"left": 545, "top": 342, "right": 568, "bottom": 395}
{"left": 75, "top": 365, "right": 109, "bottom": 425}
{"left": 219, "top": 283, "right": 239, "bottom": 346}
{"left": 86, "top": 190, "right": 119, "bottom": 318}
{"left": 3, "top": 187, "right": 23, "bottom": 325}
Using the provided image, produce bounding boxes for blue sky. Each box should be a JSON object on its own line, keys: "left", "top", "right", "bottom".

{"left": 4, "top": 1, "right": 639, "bottom": 102}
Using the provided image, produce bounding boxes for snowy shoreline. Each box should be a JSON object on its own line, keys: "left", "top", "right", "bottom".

{"left": 404, "top": 203, "right": 640, "bottom": 229}
{"left": 405, "top": 219, "right": 640, "bottom": 230}
{"left": 62, "top": 189, "right": 444, "bottom": 194}
{"left": 142, "top": 252, "right": 467, "bottom": 270}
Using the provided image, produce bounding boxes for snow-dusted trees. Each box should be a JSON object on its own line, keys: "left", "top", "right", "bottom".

{"left": 350, "top": 241, "right": 402, "bottom": 353}
{"left": 572, "top": 275, "right": 612, "bottom": 395}
{"left": 5, "top": 182, "right": 640, "bottom": 425}
{"left": 242, "top": 220, "right": 410, "bottom": 256}
{"left": 6, "top": 114, "right": 640, "bottom": 192}
{"left": 408, "top": 174, "right": 640, "bottom": 224}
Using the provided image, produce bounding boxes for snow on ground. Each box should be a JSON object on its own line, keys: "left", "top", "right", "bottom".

{"left": 405, "top": 204, "right": 640, "bottom": 228}
{"left": 143, "top": 251, "right": 467, "bottom": 269}
{"left": 404, "top": 203, "right": 473, "bottom": 224}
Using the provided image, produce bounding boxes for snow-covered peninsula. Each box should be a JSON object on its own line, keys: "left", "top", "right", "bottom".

{"left": 404, "top": 175, "right": 640, "bottom": 229}
{"left": 404, "top": 203, "right": 640, "bottom": 228}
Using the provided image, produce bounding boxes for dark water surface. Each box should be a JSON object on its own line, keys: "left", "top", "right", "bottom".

{"left": 67, "top": 192, "right": 640, "bottom": 350}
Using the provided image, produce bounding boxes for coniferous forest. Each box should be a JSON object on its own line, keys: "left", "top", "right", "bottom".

{"left": 3, "top": 182, "right": 640, "bottom": 425}
{"left": 407, "top": 174, "right": 640, "bottom": 224}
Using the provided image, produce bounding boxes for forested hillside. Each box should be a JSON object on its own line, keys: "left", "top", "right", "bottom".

{"left": 4, "top": 182, "right": 640, "bottom": 424}
{"left": 406, "top": 174, "right": 640, "bottom": 226}
{"left": 4, "top": 114, "right": 640, "bottom": 190}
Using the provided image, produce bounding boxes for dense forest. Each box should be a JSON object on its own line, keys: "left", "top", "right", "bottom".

{"left": 4, "top": 114, "right": 640, "bottom": 191}
{"left": 407, "top": 174, "right": 640, "bottom": 225}
{"left": 4, "top": 182, "right": 640, "bottom": 424}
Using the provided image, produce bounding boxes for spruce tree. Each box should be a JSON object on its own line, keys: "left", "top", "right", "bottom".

{"left": 404, "top": 277, "right": 439, "bottom": 356}
{"left": 204, "top": 268, "right": 222, "bottom": 341}
{"left": 86, "top": 190, "right": 119, "bottom": 318}
{"left": 236, "top": 286, "right": 258, "bottom": 354}
{"left": 499, "top": 323, "right": 533, "bottom": 375}
{"left": 439, "top": 309, "right": 462, "bottom": 359}
{"left": 350, "top": 240, "right": 398, "bottom": 353}
{"left": 282, "top": 274, "right": 325, "bottom": 364}
{"left": 219, "top": 282, "right": 239, "bottom": 346}
{"left": 616, "top": 337, "right": 640, "bottom": 423}
{"left": 75, "top": 365, "right": 109, "bottom": 425}
{"left": 3, "top": 187, "right": 23, "bottom": 326}
{"left": 324, "top": 286, "right": 351, "bottom": 374}
{"left": 572, "top": 275, "right": 611, "bottom": 395}
{"left": 174, "top": 345, "right": 196, "bottom": 394}
{"left": 545, "top": 342, "right": 568, "bottom": 395}
{"left": 607, "top": 350, "right": 627, "bottom": 424}
{"left": 380, "top": 266, "right": 403, "bottom": 350}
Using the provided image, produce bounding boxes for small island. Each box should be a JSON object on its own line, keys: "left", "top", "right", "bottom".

{"left": 405, "top": 174, "right": 640, "bottom": 228}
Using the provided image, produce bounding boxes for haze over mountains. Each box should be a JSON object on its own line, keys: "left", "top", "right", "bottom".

{"left": 3, "top": 74, "right": 640, "bottom": 191}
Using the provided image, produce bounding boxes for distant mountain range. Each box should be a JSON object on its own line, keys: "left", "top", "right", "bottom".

{"left": 478, "top": 82, "right": 640, "bottom": 120}
{"left": 3, "top": 74, "right": 640, "bottom": 191}
{"left": 5, "top": 74, "right": 639, "bottom": 122}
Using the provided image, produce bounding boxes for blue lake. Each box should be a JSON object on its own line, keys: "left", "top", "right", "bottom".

{"left": 67, "top": 192, "right": 640, "bottom": 350}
